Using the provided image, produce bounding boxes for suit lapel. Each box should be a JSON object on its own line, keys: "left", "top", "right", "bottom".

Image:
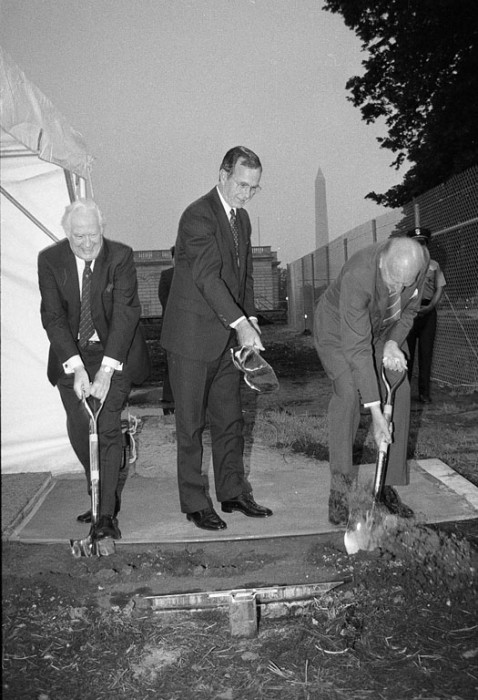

{"left": 60, "top": 242, "right": 80, "bottom": 303}
{"left": 209, "top": 189, "right": 240, "bottom": 274}
{"left": 236, "top": 209, "right": 248, "bottom": 278}
{"left": 91, "top": 239, "right": 107, "bottom": 301}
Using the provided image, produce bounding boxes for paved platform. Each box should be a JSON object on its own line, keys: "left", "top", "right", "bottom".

{"left": 5, "top": 404, "right": 478, "bottom": 545}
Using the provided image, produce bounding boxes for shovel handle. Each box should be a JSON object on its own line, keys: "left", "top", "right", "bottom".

{"left": 381, "top": 365, "right": 406, "bottom": 407}
{"left": 82, "top": 396, "right": 104, "bottom": 525}
{"left": 373, "top": 364, "right": 404, "bottom": 501}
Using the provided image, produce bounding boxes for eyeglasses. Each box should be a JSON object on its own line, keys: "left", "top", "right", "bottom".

{"left": 232, "top": 179, "right": 262, "bottom": 196}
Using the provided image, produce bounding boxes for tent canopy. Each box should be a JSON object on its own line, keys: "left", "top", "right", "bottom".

{"left": 1, "top": 45, "right": 92, "bottom": 180}
{"left": 1, "top": 46, "right": 94, "bottom": 474}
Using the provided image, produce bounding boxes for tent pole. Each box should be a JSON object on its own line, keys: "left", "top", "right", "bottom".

{"left": 0, "top": 185, "right": 60, "bottom": 242}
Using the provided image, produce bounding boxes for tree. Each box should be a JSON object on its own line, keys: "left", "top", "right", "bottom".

{"left": 323, "top": 0, "right": 478, "bottom": 206}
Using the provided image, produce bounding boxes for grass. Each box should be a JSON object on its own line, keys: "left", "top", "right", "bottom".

{"left": 249, "top": 409, "right": 329, "bottom": 461}
{"left": 246, "top": 400, "right": 478, "bottom": 487}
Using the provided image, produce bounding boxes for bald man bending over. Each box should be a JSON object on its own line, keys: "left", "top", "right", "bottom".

{"left": 314, "top": 237, "right": 428, "bottom": 526}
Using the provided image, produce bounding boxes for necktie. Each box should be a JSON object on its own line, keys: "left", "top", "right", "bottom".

{"left": 229, "top": 209, "right": 240, "bottom": 266}
{"left": 384, "top": 290, "right": 401, "bottom": 324}
{"left": 79, "top": 261, "right": 95, "bottom": 347}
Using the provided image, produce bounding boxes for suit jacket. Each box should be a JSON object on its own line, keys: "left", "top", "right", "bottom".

{"left": 158, "top": 266, "right": 174, "bottom": 312}
{"left": 161, "top": 187, "right": 256, "bottom": 361}
{"left": 314, "top": 241, "right": 428, "bottom": 404}
{"left": 38, "top": 237, "right": 150, "bottom": 387}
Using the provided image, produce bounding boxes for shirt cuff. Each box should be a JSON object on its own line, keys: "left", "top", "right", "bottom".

{"left": 102, "top": 356, "right": 123, "bottom": 371}
{"left": 63, "top": 355, "right": 84, "bottom": 374}
{"left": 230, "top": 315, "right": 246, "bottom": 329}
{"left": 363, "top": 400, "right": 381, "bottom": 408}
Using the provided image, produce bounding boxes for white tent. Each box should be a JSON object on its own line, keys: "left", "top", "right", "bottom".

{"left": 1, "top": 46, "right": 93, "bottom": 474}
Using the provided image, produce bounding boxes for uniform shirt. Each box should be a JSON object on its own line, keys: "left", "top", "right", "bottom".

{"left": 422, "top": 259, "right": 446, "bottom": 301}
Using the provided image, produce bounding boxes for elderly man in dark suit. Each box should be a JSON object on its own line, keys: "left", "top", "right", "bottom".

{"left": 38, "top": 199, "right": 150, "bottom": 540}
{"left": 314, "top": 237, "right": 428, "bottom": 526}
{"left": 161, "top": 146, "right": 273, "bottom": 530}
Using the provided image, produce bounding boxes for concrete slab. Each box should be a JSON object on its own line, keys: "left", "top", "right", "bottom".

{"left": 8, "top": 451, "right": 478, "bottom": 546}
{"left": 1, "top": 472, "right": 53, "bottom": 538}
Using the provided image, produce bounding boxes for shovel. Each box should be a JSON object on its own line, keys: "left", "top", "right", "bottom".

{"left": 344, "top": 364, "right": 406, "bottom": 555}
{"left": 70, "top": 396, "right": 115, "bottom": 557}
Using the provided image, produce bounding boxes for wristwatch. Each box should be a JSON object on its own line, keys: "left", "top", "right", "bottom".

{"left": 101, "top": 364, "right": 114, "bottom": 374}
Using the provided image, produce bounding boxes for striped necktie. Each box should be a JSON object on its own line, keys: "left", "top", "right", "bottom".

{"left": 384, "top": 290, "right": 401, "bottom": 324}
{"left": 78, "top": 260, "right": 95, "bottom": 347}
{"left": 229, "top": 209, "right": 240, "bottom": 266}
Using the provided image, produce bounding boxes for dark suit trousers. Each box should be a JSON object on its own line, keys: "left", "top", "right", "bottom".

{"left": 407, "top": 305, "right": 437, "bottom": 397}
{"left": 324, "top": 349, "right": 411, "bottom": 487}
{"left": 167, "top": 346, "right": 250, "bottom": 513}
{"left": 57, "top": 344, "right": 131, "bottom": 516}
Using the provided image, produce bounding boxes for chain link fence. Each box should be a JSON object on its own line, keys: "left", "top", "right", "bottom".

{"left": 287, "top": 165, "right": 478, "bottom": 389}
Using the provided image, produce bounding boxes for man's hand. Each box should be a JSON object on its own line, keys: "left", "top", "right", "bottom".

{"left": 90, "top": 366, "right": 113, "bottom": 402}
{"left": 383, "top": 340, "right": 407, "bottom": 372}
{"left": 370, "top": 404, "right": 391, "bottom": 449}
{"left": 248, "top": 317, "right": 261, "bottom": 335}
{"left": 236, "top": 318, "right": 264, "bottom": 351}
{"left": 73, "top": 366, "right": 91, "bottom": 400}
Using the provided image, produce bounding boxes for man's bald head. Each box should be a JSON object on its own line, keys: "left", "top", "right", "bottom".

{"left": 379, "top": 237, "right": 427, "bottom": 293}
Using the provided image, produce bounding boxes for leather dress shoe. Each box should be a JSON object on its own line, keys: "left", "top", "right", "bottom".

{"left": 94, "top": 515, "right": 122, "bottom": 540}
{"left": 186, "top": 508, "right": 227, "bottom": 531}
{"left": 77, "top": 497, "right": 121, "bottom": 524}
{"left": 77, "top": 509, "right": 92, "bottom": 524}
{"left": 221, "top": 493, "right": 273, "bottom": 518}
{"left": 419, "top": 394, "right": 432, "bottom": 404}
{"left": 378, "top": 486, "right": 414, "bottom": 518}
{"left": 328, "top": 490, "right": 349, "bottom": 526}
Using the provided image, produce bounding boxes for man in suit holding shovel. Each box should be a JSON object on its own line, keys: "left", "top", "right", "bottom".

{"left": 38, "top": 199, "right": 150, "bottom": 540}
{"left": 314, "top": 237, "right": 428, "bottom": 526}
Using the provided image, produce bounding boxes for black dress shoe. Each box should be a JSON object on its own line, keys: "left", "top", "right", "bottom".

{"left": 94, "top": 515, "right": 122, "bottom": 540}
{"left": 77, "top": 509, "right": 92, "bottom": 524}
{"left": 328, "top": 490, "right": 349, "bottom": 526}
{"left": 186, "top": 508, "right": 227, "bottom": 530}
{"left": 419, "top": 394, "right": 432, "bottom": 404}
{"left": 77, "top": 497, "right": 121, "bottom": 524}
{"left": 221, "top": 493, "right": 273, "bottom": 518}
{"left": 378, "top": 486, "right": 414, "bottom": 518}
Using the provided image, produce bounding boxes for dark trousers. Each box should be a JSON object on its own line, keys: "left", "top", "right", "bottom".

{"left": 316, "top": 337, "right": 411, "bottom": 488}
{"left": 57, "top": 344, "right": 131, "bottom": 517}
{"left": 162, "top": 362, "right": 174, "bottom": 404}
{"left": 167, "top": 345, "right": 251, "bottom": 513}
{"left": 407, "top": 306, "right": 437, "bottom": 397}
{"left": 327, "top": 364, "right": 411, "bottom": 487}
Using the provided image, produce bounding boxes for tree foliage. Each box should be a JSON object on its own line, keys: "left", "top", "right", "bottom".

{"left": 323, "top": 0, "right": 478, "bottom": 206}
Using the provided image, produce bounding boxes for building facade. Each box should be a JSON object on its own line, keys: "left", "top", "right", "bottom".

{"left": 134, "top": 245, "right": 281, "bottom": 318}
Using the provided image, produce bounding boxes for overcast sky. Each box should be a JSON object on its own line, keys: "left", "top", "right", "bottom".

{"left": 0, "top": 0, "right": 403, "bottom": 264}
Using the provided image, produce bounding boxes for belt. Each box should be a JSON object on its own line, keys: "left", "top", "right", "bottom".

{"left": 78, "top": 339, "right": 103, "bottom": 347}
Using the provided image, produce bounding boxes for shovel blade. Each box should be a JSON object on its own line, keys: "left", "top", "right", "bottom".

{"left": 70, "top": 535, "right": 116, "bottom": 558}
{"left": 344, "top": 509, "right": 398, "bottom": 555}
{"left": 70, "top": 536, "right": 94, "bottom": 558}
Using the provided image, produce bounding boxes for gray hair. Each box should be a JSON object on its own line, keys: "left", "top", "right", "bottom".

{"left": 61, "top": 199, "right": 105, "bottom": 234}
